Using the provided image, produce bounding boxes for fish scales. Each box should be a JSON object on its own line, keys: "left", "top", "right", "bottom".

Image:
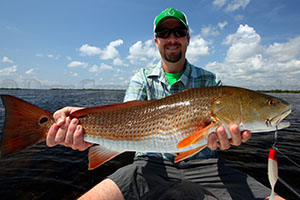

{"left": 80, "top": 87, "right": 219, "bottom": 152}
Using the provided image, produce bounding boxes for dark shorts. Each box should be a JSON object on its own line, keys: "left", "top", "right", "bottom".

{"left": 108, "top": 156, "right": 271, "bottom": 200}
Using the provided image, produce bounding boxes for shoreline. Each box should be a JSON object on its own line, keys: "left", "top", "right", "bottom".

{"left": 1, "top": 88, "right": 300, "bottom": 93}
{"left": 0, "top": 88, "right": 126, "bottom": 92}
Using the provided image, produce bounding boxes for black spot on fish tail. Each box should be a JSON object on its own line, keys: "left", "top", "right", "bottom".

{"left": 39, "top": 117, "right": 48, "bottom": 124}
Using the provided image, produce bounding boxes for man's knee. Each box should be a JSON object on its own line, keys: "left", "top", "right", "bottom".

{"left": 79, "top": 178, "right": 124, "bottom": 200}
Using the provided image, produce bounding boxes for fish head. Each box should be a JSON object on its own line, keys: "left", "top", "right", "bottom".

{"left": 211, "top": 87, "right": 291, "bottom": 133}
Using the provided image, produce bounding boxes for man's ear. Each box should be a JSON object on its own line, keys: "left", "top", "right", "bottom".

{"left": 154, "top": 37, "right": 159, "bottom": 47}
{"left": 187, "top": 34, "right": 190, "bottom": 46}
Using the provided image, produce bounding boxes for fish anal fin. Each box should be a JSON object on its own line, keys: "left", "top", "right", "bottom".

{"left": 88, "top": 145, "right": 123, "bottom": 170}
{"left": 175, "top": 145, "right": 207, "bottom": 163}
{"left": 71, "top": 100, "right": 154, "bottom": 118}
{"left": 177, "top": 123, "right": 215, "bottom": 149}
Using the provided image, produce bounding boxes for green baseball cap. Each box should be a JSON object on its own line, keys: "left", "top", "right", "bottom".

{"left": 154, "top": 8, "right": 189, "bottom": 32}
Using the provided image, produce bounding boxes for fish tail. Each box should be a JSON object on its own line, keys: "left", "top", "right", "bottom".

{"left": 0, "top": 95, "right": 53, "bottom": 156}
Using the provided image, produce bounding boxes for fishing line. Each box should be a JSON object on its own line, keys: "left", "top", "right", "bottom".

{"left": 273, "top": 147, "right": 300, "bottom": 168}
{"left": 278, "top": 177, "right": 300, "bottom": 199}
{"left": 272, "top": 128, "right": 278, "bottom": 148}
{"left": 271, "top": 127, "right": 300, "bottom": 199}
{"left": 272, "top": 127, "right": 300, "bottom": 168}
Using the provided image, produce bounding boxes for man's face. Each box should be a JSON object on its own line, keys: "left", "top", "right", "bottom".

{"left": 154, "top": 18, "right": 190, "bottom": 63}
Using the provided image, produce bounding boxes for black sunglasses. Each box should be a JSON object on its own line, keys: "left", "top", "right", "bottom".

{"left": 155, "top": 28, "right": 188, "bottom": 39}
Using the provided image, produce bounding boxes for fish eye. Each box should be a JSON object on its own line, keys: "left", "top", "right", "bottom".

{"left": 266, "top": 99, "right": 276, "bottom": 106}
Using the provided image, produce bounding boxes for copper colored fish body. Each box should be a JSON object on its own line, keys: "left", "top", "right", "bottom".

{"left": 0, "top": 86, "right": 291, "bottom": 169}
{"left": 75, "top": 87, "right": 215, "bottom": 153}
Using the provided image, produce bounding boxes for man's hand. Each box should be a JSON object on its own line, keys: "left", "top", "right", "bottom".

{"left": 46, "top": 107, "right": 93, "bottom": 151}
{"left": 207, "top": 124, "right": 251, "bottom": 150}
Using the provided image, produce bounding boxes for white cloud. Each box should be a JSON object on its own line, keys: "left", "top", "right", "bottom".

{"left": 35, "top": 53, "right": 43, "bottom": 57}
{"left": 113, "top": 57, "right": 128, "bottom": 66}
{"left": 201, "top": 25, "right": 219, "bottom": 37}
{"left": 79, "top": 44, "right": 102, "bottom": 56}
{"left": 265, "top": 36, "right": 300, "bottom": 62}
{"left": 71, "top": 72, "right": 78, "bottom": 77}
{"left": 88, "top": 63, "right": 113, "bottom": 73}
{"left": 235, "top": 14, "right": 244, "bottom": 21}
{"left": 0, "top": 65, "right": 17, "bottom": 76}
{"left": 201, "top": 22, "right": 228, "bottom": 38}
{"left": 213, "top": 0, "right": 251, "bottom": 12}
{"left": 35, "top": 53, "right": 59, "bottom": 59}
{"left": 213, "top": 0, "right": 226, "bottom": 8}
{"left": 204, "top": 24, "right": 300, "bottom": 89}
{"left": 25, "top": 68, "right": 35, "bottom": 75}
{"left": 225, "top": 0, "right": 250, "bottom": 12}
{"left": 127, "top": 40, "right": 160, "bottom": 65}
{"left": 1, "top": 56, "right": 13, "bottom": 63}
{"left": 100, "top": 39, "right": 123, "bottom": 60}
{"left": 187, "top": 35, "right": 210, "bottom": 63}
{"left": 79, "top": 39, "right": 124, "bottom": 60}
{"left": 47, "top": 54, "right": 60, "bottom": 60}
{"left": 67, "top": 61, "right": 88, "bottom": 68}
{"left": 218, "top": 21, "right": 228, "bottom": 30}
{"left": 223, "top": 24, "right": 261, "bottom": 63}
{"left": 100, "top": 63, "right": 113, "bottom": 70}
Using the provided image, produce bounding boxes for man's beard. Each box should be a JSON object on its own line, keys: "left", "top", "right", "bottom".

{"left": 162, "top": 41, "right": 183, "bottom": 63}
{"left": 163, "top": 51, "right": 182, "bottom": 63}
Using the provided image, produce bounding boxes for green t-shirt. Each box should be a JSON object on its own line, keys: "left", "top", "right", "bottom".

{"left": 165, "top": 71, "right": 184, "bottom": 86}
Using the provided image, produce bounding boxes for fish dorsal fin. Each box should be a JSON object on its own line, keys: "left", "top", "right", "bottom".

{"left": 177, "top": 123, "right": 215, "bottom": 149}
{"left": 175, "top": 145, "right": 207, "bottom": 163}
{"left": 71, "top": 100, "right": 154, "bottom": 118}
{"left": 88, "top": 145, "right": 123, "bottom": 170}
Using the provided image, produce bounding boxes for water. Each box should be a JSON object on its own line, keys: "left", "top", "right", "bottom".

{"left": 0, "top": 90, "right": 299, "bottom": 199}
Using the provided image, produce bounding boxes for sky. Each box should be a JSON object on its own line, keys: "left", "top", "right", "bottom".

{"left": 0, "top": 0, "right": 300, "bottom": 90}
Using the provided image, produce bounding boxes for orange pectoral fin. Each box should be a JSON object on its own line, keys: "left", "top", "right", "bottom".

{"left": 88, "top": 145, "right": 123, "bottom": 170}
{"left": 177, "top": 123, "right": 215, "bottom": 149}
{"left": 175, "top": 145, "right": 207, "bottom": 163}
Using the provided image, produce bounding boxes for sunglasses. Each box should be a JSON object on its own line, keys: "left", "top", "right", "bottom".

{"left": 155, "top": 28, "right": 188, "bottom": 39}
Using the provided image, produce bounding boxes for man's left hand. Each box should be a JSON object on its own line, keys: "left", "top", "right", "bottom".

{"left": 207, "top": 124, "right": 251, "bottom": 150}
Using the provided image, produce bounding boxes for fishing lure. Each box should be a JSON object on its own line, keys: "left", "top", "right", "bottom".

{"left": 268, "top": 148, "right": 278, "bottom": 200}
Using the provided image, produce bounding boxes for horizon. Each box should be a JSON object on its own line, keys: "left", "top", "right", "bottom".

{"left": 1, "top": 80, "right": 300, "bottom": 92}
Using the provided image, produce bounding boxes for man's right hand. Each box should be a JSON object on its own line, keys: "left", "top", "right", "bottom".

{"left": 46, "top": 107, "right": 93, "bottom": 151}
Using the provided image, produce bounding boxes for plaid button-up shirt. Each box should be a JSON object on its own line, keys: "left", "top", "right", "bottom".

{"left": 124, "top": 60, "right": 221, "bottom": 161}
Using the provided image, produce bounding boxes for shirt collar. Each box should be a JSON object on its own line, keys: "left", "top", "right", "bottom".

{"left": 147, "top": 62, "right": 163, "bottom": 77}
{"left": 179, "top": 61, "right": 192, "bottom": 87}
{"left": 146, "top": 60, "right": 193, "bottom": 87}
{"left": 147, "top": 62, "right": 168, "bottom": 85}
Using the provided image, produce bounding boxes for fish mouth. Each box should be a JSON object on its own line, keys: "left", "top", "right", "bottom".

{"left": 268, "top": 108, "right": 292, "bottom": 128}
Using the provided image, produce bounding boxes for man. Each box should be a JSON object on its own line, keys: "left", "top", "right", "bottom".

{"left": 47, "top": 8, "right": 283, "bottom": 200}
